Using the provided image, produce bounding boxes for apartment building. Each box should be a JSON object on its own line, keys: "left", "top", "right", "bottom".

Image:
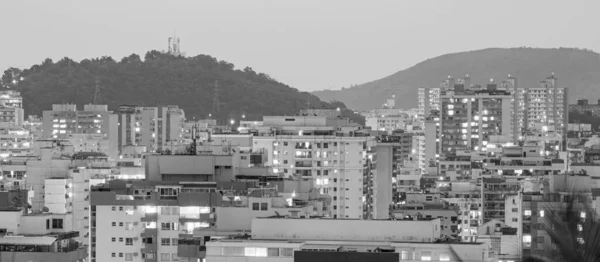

{"left": 417, "top": 87, "right": 441, "bottom": 123}
{"left": 442, "top": 181, "right": 483, "bottom": 242}
{"left": 42, "top": 104, "right": 118, "bottom": 159}
{"left": 440, "top": 83, "right": 512, "bottom": 157}
{"left": 0, "top": 127, "right": 33, "bottom": 158}
{"left": 252, "top": 114, "right": 376, "bottom": 219}
{"left": 0, "top": 90, "right": 24, "bottom": 126}
{"left": 0, "top": 208, "right": 86, "bottom": 262}
{"left": 365, "top": 113, "right": 409, "bottom": 134}
{"left": 90, "top": 180, "right": 222, "bottom": 262}
{"left": 570, "top": 99, "right": 600, "bottom": 116}
{"left": 117, "top": 105, "right": 185, "bottom": 154}
{"left": 481, "top": 178, "right": 520, "bottom": 224}
{"left": 206, "top": 217, "right": 495, "bottom": 262}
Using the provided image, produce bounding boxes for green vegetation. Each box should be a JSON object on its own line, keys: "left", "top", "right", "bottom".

{"left": 2, "top": 51, "right": 363, "bottom": 125}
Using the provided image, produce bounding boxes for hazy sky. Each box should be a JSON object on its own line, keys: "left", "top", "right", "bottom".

{"left": 1, "top": 0, "right": 598, "bottom": 92}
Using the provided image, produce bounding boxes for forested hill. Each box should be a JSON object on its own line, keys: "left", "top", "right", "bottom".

{"left": 1, "top": 51, "right": 363, "bottom": 124}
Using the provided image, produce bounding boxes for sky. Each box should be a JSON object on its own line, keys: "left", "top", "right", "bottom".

{"left": 0, "top": 0, "right": 599, "bottom": 92}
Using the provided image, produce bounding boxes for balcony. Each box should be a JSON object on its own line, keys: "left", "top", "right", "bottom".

{"left": 141, "top": 213, "right": 157, "bottom": 222}
{"left": 141, "top": 228, "right": 157, "bottom": 238}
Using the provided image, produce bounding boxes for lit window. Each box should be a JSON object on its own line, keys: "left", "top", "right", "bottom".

{"left": 440, "top": 253, "right": 450, "bottom": 261}
{"left": 524, "top": 210, "right": 532, "bottom": 216}
{"left": 539, "top": 210, "right": 544, "bottom": 217}
{"left": 245, "top": 247, "right": 267, "bottom": 257}
{"left": 421, "top": 251, "right": 431, "bottom": 261}
{"left": 523, "top": 235, "right": 532, "bottom": 247}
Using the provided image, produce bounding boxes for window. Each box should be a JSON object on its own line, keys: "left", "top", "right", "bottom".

{"left": 252, "top": 203, "right": 259, "bottom": 210}
{"left": 512, "top": 208, "right": 518, "bottom": 212}
{"left": 46, "top": 219, "right": 50, "bottom": 229}
{"left": 111, "top": 237, "right": 116, "bottom": 242}
{"left": 421, "top": 251, "right": 431, "bottom": 261}
{"left": 119, "top": 207, "right": 123, "bottom": 211}
{"left": 512, "top": 218, "right": 518, "bottom": 222}
{"left": 125, "top": 253, "right": 133, "bottom": 261}
{"left": 119, "top": 237, "right": 123, "bottom": 242}
{"left": 161, "top": 238, "right": 171, "bottom": 246}
{"left": 281, "top": 248, "right": 293, "bottom": 257}
{"left": 524, "top": 210, "right": 532, "bottom": 216}
{"left": 119, "top": 222, "right": 123, "bottom": 227}
{"left": 161, "top": 207, "right": 171, "bottom": 215}
{"left": 161, "top": 222, "right": 178, "bottom": 230}
{"left": 261, "top": 203, "right": 268, "bottom": 211}
{"left": 222, "top": 247, "right": 244, "bottom": 256}
{"left": 245, "top": 247, "right": 267, "bottom": 257}
{"left": 523, "top": 235, "right": 532, "bottom": 247}
{"left": 440, "top": 253, "right": 450, "bottom": 261}
{"left": 267, "top": 248, "right": 279, "bottom": 257}
{"left": 111, "top": 253, "right": 116, "bottom": 257}
{"left": 112, "top": 222, "right": 116, "bottom": 227}
{"left": 119, "top": 253, "right": 123, "bottom": 257}
{"left": 160, "top": 253, "right": 171, "bottom": 261}
{"left": 171, "top": 254, "right": 178, "bottom": 261}
{"left": 537, "top": 236, "right": 545, "bottom": 244}
{"left": 539, "top": 210, "right": 545, "bottom": 217}
{"left": 171, "top": 238, "right": 178, "bottom": 246}
{"left": 401, "top": 250, "right": 410, "bottom": 260}
{"left": 52, "top": 219, "right": 63, "bottom": 229}
{"left": 112, "top": 207, "right": 116, "bottom": 211}
{"left": 126, "top": 238, "right": 133, "bottom": 246}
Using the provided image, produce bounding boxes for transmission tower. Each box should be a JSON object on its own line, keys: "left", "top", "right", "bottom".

{"left": 212, "top": 80, "right": 220, "bottom": 113}
{"left": 93, "top": 78, "right": 102, "bottom": 104}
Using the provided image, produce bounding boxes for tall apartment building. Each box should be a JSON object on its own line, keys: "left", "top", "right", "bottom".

{"left": 252, "top": 114, "right": 378, "bottom": 219}
{"left": 42, "top": 104, "right": 118, "bottom": 159}
{"left": 90, "top": 180, "right": 222, "bottom": 262}
{"left": 0, "top": 90, "right": 25, "bottom": 129}
{"left": 417, "top": 87, "right": 440, "bottom": 122}
{"left": 527, "top": 75, "right": 568, "bottom": 141}
{"left": 499, "top": 75, "right": 568, "bottom": 144}
{"left": 440, "top": 84, "right": 512, "bottom": 156}
{"left": 117, "top": 105, "right": 185, "bottom": 154}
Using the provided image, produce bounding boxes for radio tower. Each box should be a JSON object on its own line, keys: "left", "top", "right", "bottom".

{"left": 93, "top": 78, "right": 102, "bottom": 104}
{"left": 167, "top": 32, "right": 182, "bottom": 56}
{"left": 212, "top": 80, "right": 220, "bottom": 114}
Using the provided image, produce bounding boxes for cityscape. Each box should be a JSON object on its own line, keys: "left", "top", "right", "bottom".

{"left": 1, "top": 1, "right": 600, "bottom": 262}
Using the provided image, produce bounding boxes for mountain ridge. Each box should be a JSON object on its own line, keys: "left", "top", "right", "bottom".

{"left": 1, "top": 51, "right": 364, "bottom": 124}
{"left": 312, "top": 47, "right": 600, "bottom": 110}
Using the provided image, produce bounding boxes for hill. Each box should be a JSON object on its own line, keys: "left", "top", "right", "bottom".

{"left": 1, "top": 51, "right": 363, "bottom": 124}
{"left": 312, "top": 47, "right": 600, "bottom": 110}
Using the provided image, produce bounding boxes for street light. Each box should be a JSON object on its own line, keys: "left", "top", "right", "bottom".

{"left": 242, "top": 114, "right": 246, "bottom": 120}
{"left": 230, "top": 119, "right": 235, "bottom": 125}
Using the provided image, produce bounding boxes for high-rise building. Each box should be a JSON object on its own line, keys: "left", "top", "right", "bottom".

{"left": 439, "top": 84, "right": 512, "bottom": 156}
{"left": 252, "top": 113, "right": 378, "bottom": 219}
{"left": 499, "top": 75, "right": 568, "bottom": 145}
{"left": 90, "top": 180, "right": 222, "bottom": 262}
{"left": 417, "top": 87, "right": 440, "bottom": 123}
{"left": 0, "top": 90, "right": 24, "bottom": 127}
{"left": 117, "top": 105, "right": 185, "bottom": 154}
{"left": 42, "top": 104, "right": 118, "bottom": 159}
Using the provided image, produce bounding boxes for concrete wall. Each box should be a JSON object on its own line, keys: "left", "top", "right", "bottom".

{"left": 374, "top": 145, "right": 393, "bottom": 219}
{"left": 0, "top": 249, "right": 87, "bottom": 262}
{"left": 251, "top": 218, "right": 441, "bottom": 242}
{"left": 0, "top": 210, "right": 22, "bottom": 234}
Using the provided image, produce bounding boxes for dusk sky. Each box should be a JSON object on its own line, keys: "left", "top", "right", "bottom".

{"left": 1, "top": 0, "right": 598, "bottom": 92}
